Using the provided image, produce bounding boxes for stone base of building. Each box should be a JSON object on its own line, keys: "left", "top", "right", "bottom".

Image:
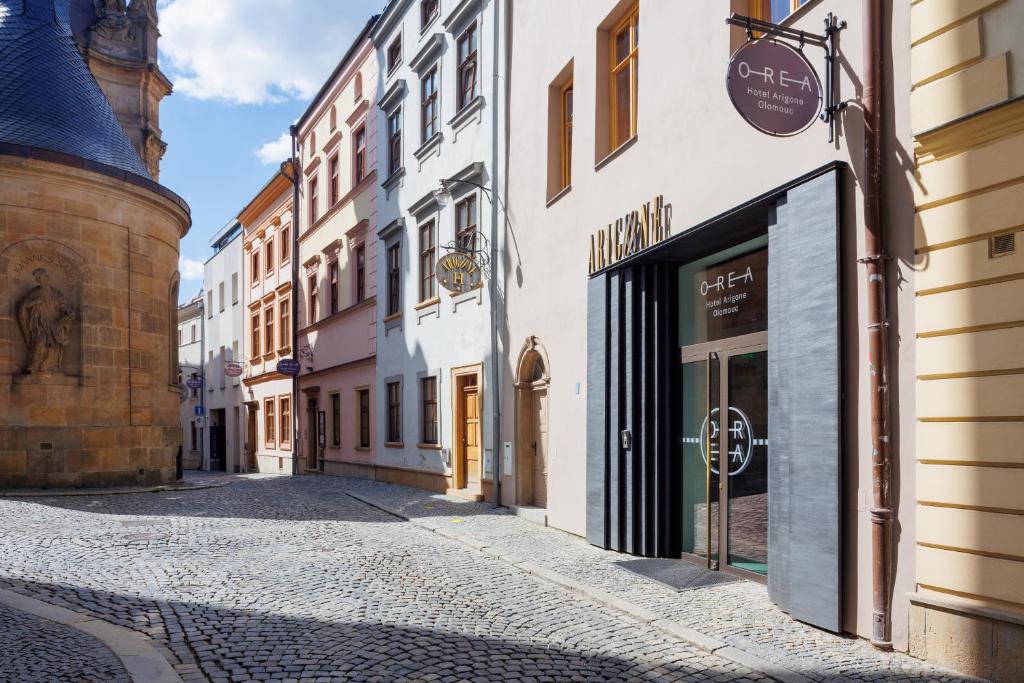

{"left": 0, "top": 426, "right": 177, "bottom": 489}
{"left": 322, "top": 459, "right": 452, "bottom": 494}
{"left": 909, "top": 591, "right": 1024, "bottom": 683}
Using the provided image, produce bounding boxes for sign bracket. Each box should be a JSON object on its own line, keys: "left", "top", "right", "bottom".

{"left": 726, "top": 12, "right": 846, "bottom": 142}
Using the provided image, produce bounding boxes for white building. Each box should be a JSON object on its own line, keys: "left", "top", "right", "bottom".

{"left": 370, "top": 0, "right": 507, "bottom": 500}
{"left": 202, "top": 219, "right": 246, "bottom": 472}
{"left": 176, "top": 295, "right": 204, "bottom": 470}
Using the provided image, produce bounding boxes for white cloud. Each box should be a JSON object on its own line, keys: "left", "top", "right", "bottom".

{"left": 158, "top": 0, "right": 382, "bottom": 105}
{"left": 256, "top": 132, "right": 292, "bottom": 165}
{"left": 179, "top": 257, "right": 205, "bottom": 281}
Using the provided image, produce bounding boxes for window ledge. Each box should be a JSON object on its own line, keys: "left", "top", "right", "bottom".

{"left": 383, "top": 311, "right": 403, "bottom": 323}
{"left": 413, "top": 133, "right": 443, "bottom": 161}
{"left": 354, "top": 445, "right": 372, "bottom": 452}
{"left": 385, "top": 441, "right": 405, "bottom": 449}
{"left": 417, "top": 443, "right": 442, "bottom": 450}
{"left": 595, "top": 135, "right": 638, "bottom": 172}
{"left": 414, "top": 296, "right": 441, "bottom": 311}
{"left": 447, "top": 95, "right": 485, "bottom": 130}
{"left": 546, "top": 184, "right": 571, "bottom": 208}
{"left": 382, "top": 167, "right": 406, "bottom": 192}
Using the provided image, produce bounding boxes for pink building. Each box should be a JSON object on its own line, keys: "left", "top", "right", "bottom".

{"left": 294, "top": 19, "right": 379, "bottom": 474}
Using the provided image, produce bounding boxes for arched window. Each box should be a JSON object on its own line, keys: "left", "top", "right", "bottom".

{"left": 168, "top": 274, "right": 180, "bottom": 385}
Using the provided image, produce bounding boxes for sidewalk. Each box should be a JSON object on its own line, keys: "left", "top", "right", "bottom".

{"left": 341, "top": 477, "right": 980, "bottom": 683}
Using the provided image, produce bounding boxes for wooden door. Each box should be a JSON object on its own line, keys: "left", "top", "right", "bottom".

{"left": 307, "top": 398, "right": 318, "bottom": 470}
{"left": 246, "top": 408, "right": 257, "bottom": 471}
{"left": 532, "top": 388, "right": 548, "bottom": 507}
{"left": 462, "top": 380, "right": 480, "bottom": 487}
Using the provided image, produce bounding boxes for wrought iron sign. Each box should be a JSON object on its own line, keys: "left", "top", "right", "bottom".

{"left": 725, "top": 12, "right": 846, "bottom": 142}
{"left": 436, "top": 229, "right": 488, "bottom": 295}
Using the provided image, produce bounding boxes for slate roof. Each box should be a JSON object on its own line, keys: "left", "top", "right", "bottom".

{"left": 0, "top": 0, "right": 151, "bottom": 179}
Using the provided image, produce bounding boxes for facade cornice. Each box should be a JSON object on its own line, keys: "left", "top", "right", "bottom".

{"left": 378, "top": 217, "right": 405, "bottom": 240}
{"left": 371, "top": 0, "right": 412, "bottom": 45}
{"left": 378, "top": 79, "right": 407, "bottom": 112}
{"left": 443, "top": 0, "right": 481, "bottom": 32}
{"left": 409, "top": 33, "right": 444, "bottom": 74}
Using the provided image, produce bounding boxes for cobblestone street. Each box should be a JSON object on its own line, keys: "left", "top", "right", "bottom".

{"left": 0, "top": 475, "right": 977, "bottom": 683}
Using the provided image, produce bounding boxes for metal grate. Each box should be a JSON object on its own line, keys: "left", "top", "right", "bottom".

{"left": 990, "top": 232, "right": 1017, "bottom": 258}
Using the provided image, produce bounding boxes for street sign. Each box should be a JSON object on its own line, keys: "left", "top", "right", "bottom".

{"left": 436, "top": 253, "right": 482, "bottom": 294}
{"left": 224, "top": 361, "right": 243, "bottom": 377}
{"left": 194, "top": 405, "right": 205, "bottom": 416}
{"left": 186, "top": 377, "right": 203, "bottom": 390}
{"left": 195, "top": 416, "right": 205, "bottom": 428}
{"left": 277, "top": 358, "right": 301, "bottom": 376}
{"left": 727, "top": 39, "right": 822, "bottom": 137}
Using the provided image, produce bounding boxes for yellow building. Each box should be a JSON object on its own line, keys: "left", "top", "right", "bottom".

{"left": 910, "top": 1, "right": 1024, "bottom": 679}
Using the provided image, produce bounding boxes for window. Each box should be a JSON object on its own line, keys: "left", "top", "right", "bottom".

{"left": 219, "top": 346, "right": 225, "bottom": 388}
{"left": 308, "top": 274, "right": 318, "bottom": 324}
{"left": 329, "top": 261, "right": 339, "bottom": 314}
{"left": 309, "top": 176, "right": 320, "bottom": 225}
{"left": 561, "top": 81, "right": 573, "bottom": 189}
{"left": 178, "top": 328, "right": 182, "bottom": 346}
{"left": 280, "top": 226, "right": 290, "bottom": 264}
{"left": 191, "top": 324, "right": 196, "bottom": 343}
{"left": 354, "top": 127, "right": 367, "bottom": 183}
{"left": 421, "top": 67, "right": 438, "bottom": 142}
{"left": 387, "top": 35, "right": 402, "bottom": 74}
{"left": 756, "top": 0, "right": 810, "bottom": 23}
{"left": 265, "top": 397, "right": 276, "bottom": 447}
{"left": 264, "top": 305, "right": 274, "bottom": 354}
{"left": 208, "top": 350, "right": 214, "bottom": 391}
{"left": 329, "top": 155, "right": 340, "bottom": 206}
{"left": 421, "top": 0, "right": 438, "bottom": 29}
{"left": 421, "top": 376, "right": 438, "bottom": 445}
{"left": 190, "top": 421, "right": 197, "bottom": 450}
{"left": 331, "top": 393, "right": 341, "bottom": 446}
{"left": 231, "top": 273, "right": 238, "bottom": 303}
{"left": 218, "top": 282, "right": 225, "bottom": 312}
{"left": 355, "top": 245, "right": 366, "bottom": 303}
{"left": 189, "top": 372, "right": 198, "bottom": 399}
{"left": 357, "top": 388, "right": 370, "bottom": 448}
{"left": 265, "top": 237, "right": 274, "bottom": 274}
{"left": 251, "top": 312, "right": 261, "bottom": 357}
{"left": 457, "top": 23, "right": 478, "bottom": 110}
{"left": 610, "top": 6, "right": 639, "bottom": 148}
{"left": 231, "top": 340, "right": 239, "bottom": 375}
{"left": 251, "top": 250, "right": 260, "bottom": 285}
{"left": 280, "top": 396, "right": 291, "bottom": 448}
{"left": 419, "top": 220, "right": 436, "bottom": 302}
{"left": 386, "top": 381, "right": 402, "bottom": 443}
{"left": 387, "top": 243, "right": 401, "bottom": 315}
{"left": 388, "top": 109, "right": 402, "bottom": 176}
{"left": 456, "top": 195, "right": 478, "bottom": 254}
{"left": 279, "top": 299, "right": 290, "bottom": 350}
{"left": 207, "top": 290, "right": 213, "bottom": 317}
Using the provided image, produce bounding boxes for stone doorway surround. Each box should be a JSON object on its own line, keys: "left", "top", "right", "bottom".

{"left": 513, "top": 336, "right": 551, "bottom": 524}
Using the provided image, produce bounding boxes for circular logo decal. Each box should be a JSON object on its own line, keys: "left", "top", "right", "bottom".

{"left": 727, "top": 39, "right": 823, "bottom": 137}
{"left": 699, "top": 406, "right": 755, "bottom": 476}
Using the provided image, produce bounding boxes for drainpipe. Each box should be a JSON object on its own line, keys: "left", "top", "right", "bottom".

{"left": 863, "top": 0, "right": 893, "bottom": 650}
{"left": 199, "top": 299, "right": 207, "bottom": 471}
{"left": 289, "top": 126, "right": 301, "bottom": 477}
{"left": 489, "top": 0, "right": 502, "bottom": 506}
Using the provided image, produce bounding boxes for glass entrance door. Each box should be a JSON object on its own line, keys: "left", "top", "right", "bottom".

{"left": 680, "top": 338, "right": 768, "bottom": 579}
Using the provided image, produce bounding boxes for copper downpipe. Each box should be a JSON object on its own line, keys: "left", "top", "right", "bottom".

{"left": 863, "top": 0, "right": 893, "bottom": 650}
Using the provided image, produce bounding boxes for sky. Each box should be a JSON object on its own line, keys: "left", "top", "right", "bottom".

{"left": 156, "top": 0, "right": 385, "bottom": 301}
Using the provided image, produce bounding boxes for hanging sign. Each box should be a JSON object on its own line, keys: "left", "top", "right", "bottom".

{"left": 727, "top": 39, "right": 822, "bottom": 136}
{"left": 224, "top": 361, "right": 243, "bottom": 378}
{"left": 436, "top": 253, "right": 482, "bottom": 294}
{"left": 276, "top": 359, "right": 301, "bottom": 376}
{"left": 186, "top": 377, "right": 203, "bottom": 390}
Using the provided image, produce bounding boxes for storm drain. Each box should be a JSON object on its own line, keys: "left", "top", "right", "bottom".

{"left": 613, "top": 558, "right": 742, "bottom": 591}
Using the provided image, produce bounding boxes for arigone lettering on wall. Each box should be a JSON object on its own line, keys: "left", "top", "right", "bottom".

{"left": 587, "top": 195, "right": 671, "bottom": 275}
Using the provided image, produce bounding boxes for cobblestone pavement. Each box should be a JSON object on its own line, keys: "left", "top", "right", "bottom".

{"left": 0, "top": 601, "right": 130, "bottom": 683}
{"left": 0, "top": 474, "right": 774, "bottom": 683}
{"left": 340, "top": 478, "right": 982, "bottom": 683}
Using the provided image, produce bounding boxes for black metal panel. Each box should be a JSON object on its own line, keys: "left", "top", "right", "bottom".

{"left": 622, "top": 269, "right": 637, "bottom": 555}
{"left": 586, "top": 275, "right": 608, "bottom": 548}
{"left": 767, "top": 169, "right": 842, "bottom": 632}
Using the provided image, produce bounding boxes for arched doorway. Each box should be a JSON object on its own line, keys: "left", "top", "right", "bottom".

{"left": 515, "top": 337, "right": 550, "bottom": 509}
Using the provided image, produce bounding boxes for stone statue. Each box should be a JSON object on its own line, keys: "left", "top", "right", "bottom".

{"left": 17, "top": 268, "right": 75, "bottom": 374}
{"left": 92, "top": 0, "right": 133, "bottom": 41}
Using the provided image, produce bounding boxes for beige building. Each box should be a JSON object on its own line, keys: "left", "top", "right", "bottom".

{"left": 908, "top": 0, "right": 1024, "bottom": 679}
{"left": 239, "top": 168, "right": 296, "bottom": 474}
{"left": 502, "top": 0, "right": 921, "bottom": 659}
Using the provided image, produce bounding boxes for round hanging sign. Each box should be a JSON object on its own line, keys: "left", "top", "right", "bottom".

{"left": 436, "top": 252, "right": 483, "bottom": 295}
{"left": 185, "top": 377, "right": 203, "bottom": 390}
{"left": 726, "top": 39, "right": 822, "bottom": 137}
{"left": 277, "top": 359, "right": 301, "bottom": 376}
{"left": 224, "top": 361, "right": 243, "bottom": 378}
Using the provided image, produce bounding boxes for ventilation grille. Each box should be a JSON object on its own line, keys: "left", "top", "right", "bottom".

{"left": 990, "top": 232, "right": 1017, "bottom": 258}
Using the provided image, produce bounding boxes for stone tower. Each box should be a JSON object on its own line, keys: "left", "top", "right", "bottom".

{"left": 0, "top": 0, "right": 191, "bottom": 488}
{"left": 68, "top": 0, "right": 170, "bottom": 180}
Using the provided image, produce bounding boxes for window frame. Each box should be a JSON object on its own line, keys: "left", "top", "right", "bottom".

{"left": 355, "top": 245, "right": 366, "bottom": 303}
{"left": 329, "top": 260, "right": 339, "bottom": 315}
{"left": 561, "top": 80, "right": 574, "bottom": 189}
{"left": 328, "top": 154, "right": 340, "bottom": 206}
{"left": 609, "top": 5, "right": 639, "bottom": 149}
{"left": 330, "top": 392, "right": 342, "bottom": 447}
{"left": 387, "top": 109, "right": 402, "bottom": 176}
{"left": 309, "top": 175, "right": 320, "bottom": 225}
{"left": 386, "top": 380, "right": 402, "bottom": 444}
{"left": 420, "top": 376, "right": 439, "bottom": 445}
{"left": 419, "top": 220, "right": 436, "bottom": 303}
{"left": 356, "top": 388, "right": 370, "bottom": 449}
{"left": 420, "top": 0, "right": 438, "bottom": 30}
{"left": 263, "top": 304, "right": 274, "bottom": 355}
{"left": 455, "top": 195, "right": 479, "bottom": 255}
{"left": 387, "top": 35, "right": 402, "bottom": 74}
{"left": 265, "top": 236, "right": 274, "bottom": 275}
{"left": 250, "top": 312, "right": 261, "bottom": 358}
{"left": 307, "top": 273, "right": 318, "bottom": 325}
{"left": 354, "top": 126, "right": 367, "bottom": 184}
{"left": 280, "top": 225, "right": 290, "bottom": 264}
{"left": 264, "top": 396, "right": 276, "bottom": 448}
{"left": 251, "top": 250, "right": 260, "bottom": 286}
{"left": 279, "top": 298, "right": 290, "bottom": 350}
{"left": 280, "top": 395, "right": 291, "bottom": 449}
{"left": 456, "top": 22, "right": 479, "bottom": 111}
{"left": 387, "top": 243, "right": 401, "bottom": 316}
{"left": 421, "top": 66, "right": 439, "bottom": 143}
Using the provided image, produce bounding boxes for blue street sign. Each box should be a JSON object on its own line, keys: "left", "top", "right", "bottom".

{"left": 277, "top": 359, "right": 301, "bottom": 376}
{"left": 194, "top": 406, "right": 205, "bottom": 416}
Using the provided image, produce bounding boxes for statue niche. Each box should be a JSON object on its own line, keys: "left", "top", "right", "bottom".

{"left": 17, "top": 268, "right": 75, "bottom": 374}
{"left": 92, "top": 0, "right": 133, "bottom": 42}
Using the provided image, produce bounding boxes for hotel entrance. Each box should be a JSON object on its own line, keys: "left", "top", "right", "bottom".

{"left": 677, "top": 238, "right": 768, "bottom": 580}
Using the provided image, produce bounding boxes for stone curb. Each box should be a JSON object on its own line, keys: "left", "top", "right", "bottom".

{"left": 0, "top": 482, "right": 226, "bottom": 498}
{"left": 0, "top": 588, "right": 183, "bottom": 683}
{"left": 345, "top": 491, "right": 812, "bottom": 683}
